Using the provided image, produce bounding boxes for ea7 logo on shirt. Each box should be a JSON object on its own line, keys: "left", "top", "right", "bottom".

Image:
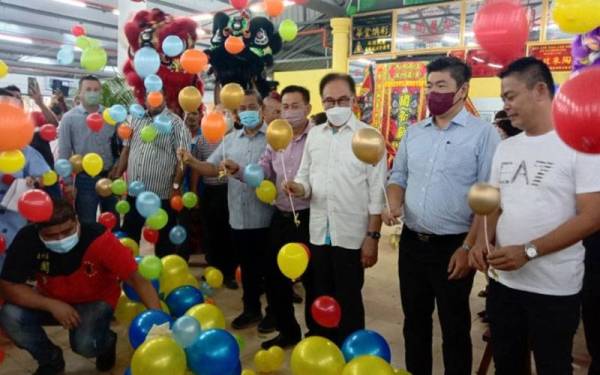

{"left": 499, "top": 160, "right": 554, "bottom": 187}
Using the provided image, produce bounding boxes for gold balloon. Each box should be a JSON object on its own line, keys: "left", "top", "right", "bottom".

{"left": 352, "top": 127, "right": 385, "bottom": 165}
{"left": 219, "top": 83, "right": 245, "bottom": 111}
{"left": 291, "top": 336, "right": 345, "bottom": 375}
{"left": 95, "top": 178, "right": 113, "bottom": 198}
{"left": 178, "top": 86, "right": 203, "bottom": 113}
{"left": 267, "top": 119, "right": 293, "bottom": 151}
{"left": 69, "top": 154, "right": 83, "bottom": 174}
{"left": 468, "top": 183, "right": 500, "bottom": 215}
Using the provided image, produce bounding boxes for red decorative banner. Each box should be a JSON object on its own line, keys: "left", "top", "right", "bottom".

{"left": 528, "top": 44, "right": 572, "bottom": 71}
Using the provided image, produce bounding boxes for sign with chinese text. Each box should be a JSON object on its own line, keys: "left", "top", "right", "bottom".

{"left": 528, "top": 44, "right": 572, "bottom": 71}
{"left": 352, "top": 12, "right": 393, "bottom": 55}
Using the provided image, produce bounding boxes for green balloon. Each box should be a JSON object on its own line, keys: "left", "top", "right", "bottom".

{"left": 234, "top": 334, "right": 245, "bottom": 351}
{"left": 279, "top": 19, "right": 298, "bottom": 42}
{"left": 80, "top": 47, "right": 107, "bottom": 72}
{"left": 140, "top": 125, "right": 158, "bottom": 143}
{"left": 139, "top": 255, "right": 162, "bottom": 280}
{"left": 182, "top": 192, "right": 198, "bottom": 209}
{"left": 115, "top": 200, "right": 131, "bottom": 215}
{"left": 111, "top": 178, "right": 127, "bottom": 196}
{"left": 88, "top": 38, "right": 101, "bottom": 48}
{"left": 146, "top": 208, "right": 168, "bottom": 230}
{"left": 346, "top": 5, "right": 357, "bottom": 16}
{"left": 75, "top": 36, "right": 91, "bottom": 50}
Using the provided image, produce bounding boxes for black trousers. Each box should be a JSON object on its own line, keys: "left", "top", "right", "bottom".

{"left": 122, "top": 195, "right": 190, "bottom": 259}
{"left": 398, "top": 226, "right": 473, "bottom": 375}
{"left": 310, "top": 243, "right": 365, "bottom": 346}
{"left": 487, "top": 279, "right": 580, "bottom": 375}
{"left": 201, "top": 184, "right": 237, "bottom": 280}
{"left": 232, "top": 228, "right": 269, "bottom": 314}
{"left": 583, "top": 232, "right": 600, "bottom": 375}
{"left": 265, "top": 209, "right": 316, "bottom": 338}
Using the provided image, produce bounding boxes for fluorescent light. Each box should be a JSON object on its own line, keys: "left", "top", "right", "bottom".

{"left": 442, "top": 35, "right": 459, "bottom": 44}
{"left": 488, "top": 63, "right": 504, "bottom": 69}
{"left": 397, "top": 36, "right": 416, "bottom": 43}
{"left": 103, "top": 65, "right": 118, "bottom": 73}
{"left": 0, "top": 33, "right": 33, "bottom": 44}
{"left": 471, "top": 56, "right": 485, "bottom": 63}
{"left": 465, "top": 31, "right": 475, "bottom": 38}
{"left": 192, "top": 13, "right": 213, "bottom": 21}
{"left": 19, "top": 56, "right": 56, "bottom": 65}
{"left": 283, "top": 0, "right": 295, "bottom": 5}
{"left": 112, "top": 9, "right": 120, "bottom": 16}
{"left": 548, "top": 24, "right": 559, "bottom": 30}
{"left": 52, "top": 0, "right": 86, "bottom": 7}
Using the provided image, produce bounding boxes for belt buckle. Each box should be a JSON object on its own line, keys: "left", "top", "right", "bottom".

{"left": 417, "top": 233, "right": 430, "bottom": 242}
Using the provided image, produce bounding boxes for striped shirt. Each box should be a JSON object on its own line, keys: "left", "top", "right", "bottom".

{"left": 127, "top": 110, "right": 191, "bottom": 200}
{"left": 192, "top": 135, "right": 226, "bottom": 186}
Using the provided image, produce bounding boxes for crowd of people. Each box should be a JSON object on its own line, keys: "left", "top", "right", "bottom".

{"left": 0, "top": 55, "right": 598, "bottom": 375}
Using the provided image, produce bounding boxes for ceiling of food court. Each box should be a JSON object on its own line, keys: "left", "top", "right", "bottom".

{"left": 0, "top": 0, "right": 350, "bottom": 79}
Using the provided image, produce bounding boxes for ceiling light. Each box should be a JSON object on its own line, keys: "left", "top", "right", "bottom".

{"left": 488, "top": 63, "right": 504, "bottom": 69}
{"left": 52, "top": 0, "right": 87, "bottom": 7}
{"left": 283, "top": 0, "right": 295, "bottom": 5}
{"left": 19, "top": 56, "right": 56, "bottom": 65}
{"left": 0, "top": 33, "right": 33, "bottom": 44}
{"left": 397, "top": 36, "right": 416, "bottom": 43}
{"left": 112, "top": 9, "right": 120, "bottom": 16}
{"left": 548, "top": 24, "right": 559, "bottom": 30}
{"left": 442, "top": 35, "right": 459, "bottom": 44}
{"left": 103, "top": 66, "right": 118, "bottom": 73}
{"left": 192, "top": 13, "right": 213, "bottom": 21}
{"left": 464, "top": 31, "right": 475, "bottom": 38}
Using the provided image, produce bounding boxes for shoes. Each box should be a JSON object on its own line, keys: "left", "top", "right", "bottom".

{"left": 261, "top": 333, "right": 301, "bottom": 350}
{"left": 34, "top": 348, "right": 65, "bottom": 375}
{"left": 231, "top": 311, "right": 263, "bottom": 330}
{"left": 224, "top": 279, "right": 239, "bottom": 290}
{"left": 96, "top": 332, "right": 117, "bottom": 372}
{"left": 292, "top": 291, "right": 303, "bottom": 304}
{"left": 258, "top": 314, "right": 277, "bottom": 334}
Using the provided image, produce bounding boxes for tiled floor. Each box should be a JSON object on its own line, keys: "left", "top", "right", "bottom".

{"left": 0, "top": 226, "right": 593, "bottom": 374}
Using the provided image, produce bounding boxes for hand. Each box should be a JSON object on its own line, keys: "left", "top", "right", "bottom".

{"left": 282, "top": 181, "right": 305, "bottom": 198}
{"left": 220, "top": 159, "right": 240, "bottom": 175}
{"left": 361, "top": 237, "right": 379, "bottom": 268}
{"left": 487, "top": 245, "right": 528, "bottom": 271}
{"left": 47, "top": 300, "right": 80, "bottom": 330}
{"left": 29, "top": 82, "right": 43, "bottom": 105}
{"left": 448, "top": 248, "right": 472, "bottom": 280}
{"left": 469, "top": 242, "right": 492, "bottom": 272}
{"left": 107, "top": 166, "right": 122, "bottom": 180}
{"left": 177, "top": 148, "right": 194, "bottom": 165}
{"left": 382, "top": 206, "right": 401, "bottom": 226}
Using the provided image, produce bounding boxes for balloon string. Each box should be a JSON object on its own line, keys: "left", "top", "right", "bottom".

{"left": 382, "top": 184, "right": 391, "bottom": 215}
{"left": 280, "top": 152, "right": 299, "bottom": 226}
{"left": 484, "top": 215, "right": 498, "bottom": 279}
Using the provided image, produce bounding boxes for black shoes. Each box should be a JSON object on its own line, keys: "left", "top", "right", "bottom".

{"left": 261, "top": 333, "right": 301, "bottom": 350}
{"left": 231, "top": 311, "right": 263, "bottom": 330}
{"left": 257, "top": 314, "right": 277, "bottom": 334}
{"left": 34, "top": 348, "right": 65, "bottom": 375}
{"left": 96, "top": 332, "right": 117, "bottom": 372}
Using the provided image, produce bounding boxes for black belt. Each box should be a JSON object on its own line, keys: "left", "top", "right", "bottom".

{"left": 403, "top": 226, "right": 466, "bottom": 243}
{"left": 277, "top": 208, "right": 309, "bottom": 219}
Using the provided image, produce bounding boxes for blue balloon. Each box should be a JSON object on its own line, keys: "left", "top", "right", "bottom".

{"left": 169, "top": 225, "right": 187, "bottom": 245}
{"left": 136, "top": 191, "right": 161, "bottom": 218}
{"left": 109, "top": 104, "right": 128, "bottom": 123}
{"left": 129, "top": 104, "right": 146, "bottom": 119}
{"left": 243, "top": 164, "right": 265, "bottom": 188}
{"left": 128, "top": 180, "right": 145, "bottom": 197}
{"left": 185, "top": 329, "right": 240, "bottom": 375}
{"left": 341, "top": 329, "right": 391, "bottom": 363}
{"left": 144, "top": 74, "right": 163, "bottom": 93}
{"left": 199, "top": 281, "right": 214, "bottom": 297}
{"left": 54, "top": 159, "right": 72, "bottom": 178}
{"left": 172, "top": 315, "right": 202, "bottom": 348}
{"left": 162, "top": 35, "right": 184, "bottom": 57}
{"left": 123, "top": 279, "right": 159, "bottom": 302}
{"left": 128, "top": 309, "right": 172, "bottom": 349}
{"left": 153, "top": 113, "right": 172, "bottom": 134}
{"left": 134, "top": 46, "right": 160, "bottom": 78}
{"left": 57, "top": 46, "right": 74, "bottom": 65}
{"left": 165, "top": 285, "right": 204, "bottom": 318}
{"left": 113, "top": 230, "right": 127, "bottom": 239}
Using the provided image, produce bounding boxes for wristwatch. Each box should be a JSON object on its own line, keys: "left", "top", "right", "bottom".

{"left": 173, "top": 183, "right": 180, "bottom": 191}
{"left": 524, "top": 242, "right": 538, "bottom": 260}
{"left": 367, "top": 231, "right": 381, "bottom": 240}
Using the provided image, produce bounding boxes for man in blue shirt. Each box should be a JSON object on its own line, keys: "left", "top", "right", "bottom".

{"left": 384, "top": 57, "right": 500, "bottom": 375}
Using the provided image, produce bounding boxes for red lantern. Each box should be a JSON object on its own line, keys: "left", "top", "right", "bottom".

{"left": 18, "top": 189, "right": 53, "bottom": 223}
{"left": 311, "top": 295, "right": 341, "bottom": 328}
{"left": 170, "top": 195, "right": 184, "bottom": 212}
{"left": 39, "top": 124, "right": 57, "bottom": 142}
{"left": 71, "top": 25, "right": 86, "bottom": 37}
{"left": 86, "top": 113, "right": 103, "bottom": 132}
{"left": 143, "top": 227, "right": 159, "bottom": 244}
{"left": 98, "top": 212, "right": 117, "bottom": 231}
{"left": 230, "top": 0, "right": 249, "bottom": 10}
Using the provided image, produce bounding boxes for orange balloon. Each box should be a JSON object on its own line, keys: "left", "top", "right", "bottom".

{"left": 117, "top": 124, "right": 133, "bottom": 140}
{"left": 180, "top": 49, "right": 208, "bottom": 74}
{"left": 147, "top": 91, "right": 164, "bottom": 109}
{"left": 170, "top": 195, "right": 184, "bottom": 212}
{"left": 264, "top": 0, "right": 284, "bottom": 17}
{"left": 0, "top": 103, "right": 34, "bottom": 151}
{"left": 201, "top": 112, "right": 227, "bottom": 144}
{"left": 225, "top": 36, "right": 245, "bottom": 55}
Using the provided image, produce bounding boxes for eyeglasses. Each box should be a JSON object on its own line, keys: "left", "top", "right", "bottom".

{"left": 322, "top": 96, "right": 352, "bottom": 109}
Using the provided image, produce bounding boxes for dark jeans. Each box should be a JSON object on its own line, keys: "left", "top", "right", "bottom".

{"left": 265, "top": 209, "right": 316, "bottom": 338}
{"left": 201, "top": 184, "right": 236, "bottom": 280}
{"left": 583, "top": 232, "right": 600, "bottom": 375}
{"left": 122, "top": 195, "right": 189, "bottom": 259}
{"left": 398, "top": 226, "right": 474, "bottom": 375}
{"left": 487, "top": 279, "right": 580, "bottom": 375}
{"left": 310, "top": 243, "right": 365, "bottom": 346}
{"left": 0, "top": 301, "right": 116, "bottom": 367}
{"left": 74, "top": 173, "right": 117, "bottom": 225}
{"left": 232, "top": 228, "right": 269, "bottom": 314}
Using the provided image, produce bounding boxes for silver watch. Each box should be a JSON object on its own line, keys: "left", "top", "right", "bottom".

{"left": 524, "top": 242, "right": 538, "bottom": 260}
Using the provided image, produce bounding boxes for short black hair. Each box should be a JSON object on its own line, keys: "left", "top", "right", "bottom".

{"left": 319, "top": 73, "right": 356, "bottom": 96}
{"left": 4, "top": 85, "right": 21, "bottom": 94}
{"left": 0, "top": 88, "right": 14, "bottom": 98}
{"left": 311, "top": 112, "right": 328, "bottom": 126}
{"left": 499, "top": 57, "right": 555, "bottom": 98}
{"left": 426, "top": 57, "right": 472, "bottom": 87}
{"left": 244, "top": 89, "right": 263, "bottom": 106}
{"left": 281, "top": 85, "right": 310, "bottom": 104}
{"left": 79, "top": 75, "right": 101, "bottom": 88}
{"left": 37, "top": 199, "right": 77, "bottom": 229}
{"left": 494, "top": 110, "right": 522, "bottom": 138}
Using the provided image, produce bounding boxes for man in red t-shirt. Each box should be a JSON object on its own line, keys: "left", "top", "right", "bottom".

{"left": 0, "top": 199, "right": 161, "bottom": 375}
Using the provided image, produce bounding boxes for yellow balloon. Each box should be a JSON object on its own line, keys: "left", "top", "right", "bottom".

{"left": 393, "top": 369, "right": 411, "bottom": 375}
{"left": 160, "top": 272, "right": 198, "bottom": 296}
{"left": 69, "top": 154, "right": 83, "bottom": 174}
{"left": 254, "top": 350, "right": 273, "bottom": 373}
{"left": 268, "top": 345, "right": 286, "bottom": 370}
{"left": 241, "top": 370, "right": 256, "bottom": 375}
{"left": 219, "top": 83, "right": 245, "bottom": 110}
{"left": 341, "top": 355, "right": 394, "bottom": 375}
{"left": 160, "top": 300, "right": 170, "bottom": 314}
{"left": 82, "top": 153, "right": 103, "bottom": 177}
{"left": 467, "top": 183, "right": 500, "bottom": 215}
{"left": 103, "top": 108, "right": 117, "bottom": 126}
{"left": 162, "top": 254, "right": 189, "bottom": 274}
{"left": 352, "top": 127, "right": 385, "bottom": 165}
{"left": 267, "top": 119, "right": 293, "bottom": 151}
{"left": 115, "top": 293, "right": 144, "bottom": 325}
{"left": 184, "top": 273, "right": 200, "bottom": 289}
{"left": 131, "top": 336, "right": 187, "bottom": 375}
{"left": 42, "top": 170, "right": 58, "bottom": 186}
{"left": 277, "top": 242, "right": 309, "bottom": 280}
{"left": 205, "top": 268, "right": 224, "bottom": 288}
{"left": 291, "top": 336, "right": 345, "bottom": 375}
{"left": 256, "top": 180, "right": 277, "bottom": 204}
{"left": 552, "top": 0, "right": 600, "bottom": 34}
{"left": 0, "top": 150, "right": 25, "bottom": 174}
{"left": 185, "top": 303, "right": 226, "bottom": 329}
{"left": 179, "top": 86, "right": 203, "bottom": 113}
{"left": 0, "top": 59, "right": 8, "bottom": 78}
{"left": 120, "top": 238, "right": 139, "bottom": 257}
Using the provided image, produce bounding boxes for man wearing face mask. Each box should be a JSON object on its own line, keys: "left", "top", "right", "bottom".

{"left": 0, "top": 199, "right": 161, "bottom": 375}
{"left": 58, "top": 75, "right": 118, "bottom": 224}
{"left": 178, "top": 90, "right": 274, "bottom": 332}
{"left": 383, "top": 57, "right": 500, "bottom": 375}
{"left": 283, "top": 74, "right": 387, "bottom": 345}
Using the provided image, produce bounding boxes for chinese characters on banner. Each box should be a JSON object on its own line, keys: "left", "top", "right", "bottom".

{"left": 352, "top": 12, "right": 393, "bottom": 55}
{"left": 528, "top": 44, "right": 572, "bottom": 71}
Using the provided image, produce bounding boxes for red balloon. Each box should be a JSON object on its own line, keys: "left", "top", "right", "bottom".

{"left": 230, "top": 0, "right": 249, "bottom": 9}
{"left": 86, "top": 113, "right": 103, "bottom": 132}
{"left": 0, "top": 234, "right": 6, "bottom": 254}
{"left": 98, "top": 212, "right": 117, "bottom": 230}
{"left": 2, "top": 174, "right": 14, "bottom": 185}
{"left": 143, "top": 227, "right": 159, "bottom": 244}
{"left": 170, "top": 195, "right": 184, "bottom": 212}
{"left": 553, "top": 67, "right": 600, "bottom": 154}
{"left": 71, "top": 25, "right": 86, "bottom": 37}
{"left": 473, "top": 1, "right": 528, "bottom": 63}
{"left": 18, "top": 189, "right": 53, "bottom": 223}
{"left": 39, "top": 124, "right": 57, "bottom": 142}
{"left": 311, "top": 295, "right": 341, "bottom": 328}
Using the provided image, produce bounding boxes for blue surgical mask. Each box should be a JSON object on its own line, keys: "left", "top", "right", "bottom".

{"left": 83, "top": 91, "right": 102, "bottom": 106}
{"left": 41, "top": 228, "right": 80, "bottom": 254}
{"left": 239, "top": 110, "right": 261, "bottom": 129}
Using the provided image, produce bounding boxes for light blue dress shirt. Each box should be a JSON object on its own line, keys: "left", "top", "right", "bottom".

{"left": 388, "top": 108, "right": 501, "bottom": 235}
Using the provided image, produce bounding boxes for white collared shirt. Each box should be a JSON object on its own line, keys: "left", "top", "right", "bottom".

{"left": 294, "top": 115, "right": 387, "bottom": 249}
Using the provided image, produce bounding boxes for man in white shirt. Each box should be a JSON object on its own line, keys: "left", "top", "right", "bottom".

{"left": 470, "top": 57, "right": 600, "bottom": 374}
{"left": 284, "top": 73, "right": 386, "bottom": 345}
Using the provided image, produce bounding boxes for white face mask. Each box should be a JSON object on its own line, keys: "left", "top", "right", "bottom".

{"left": 325, "top": 107, "right": 353, "bottom": 127}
